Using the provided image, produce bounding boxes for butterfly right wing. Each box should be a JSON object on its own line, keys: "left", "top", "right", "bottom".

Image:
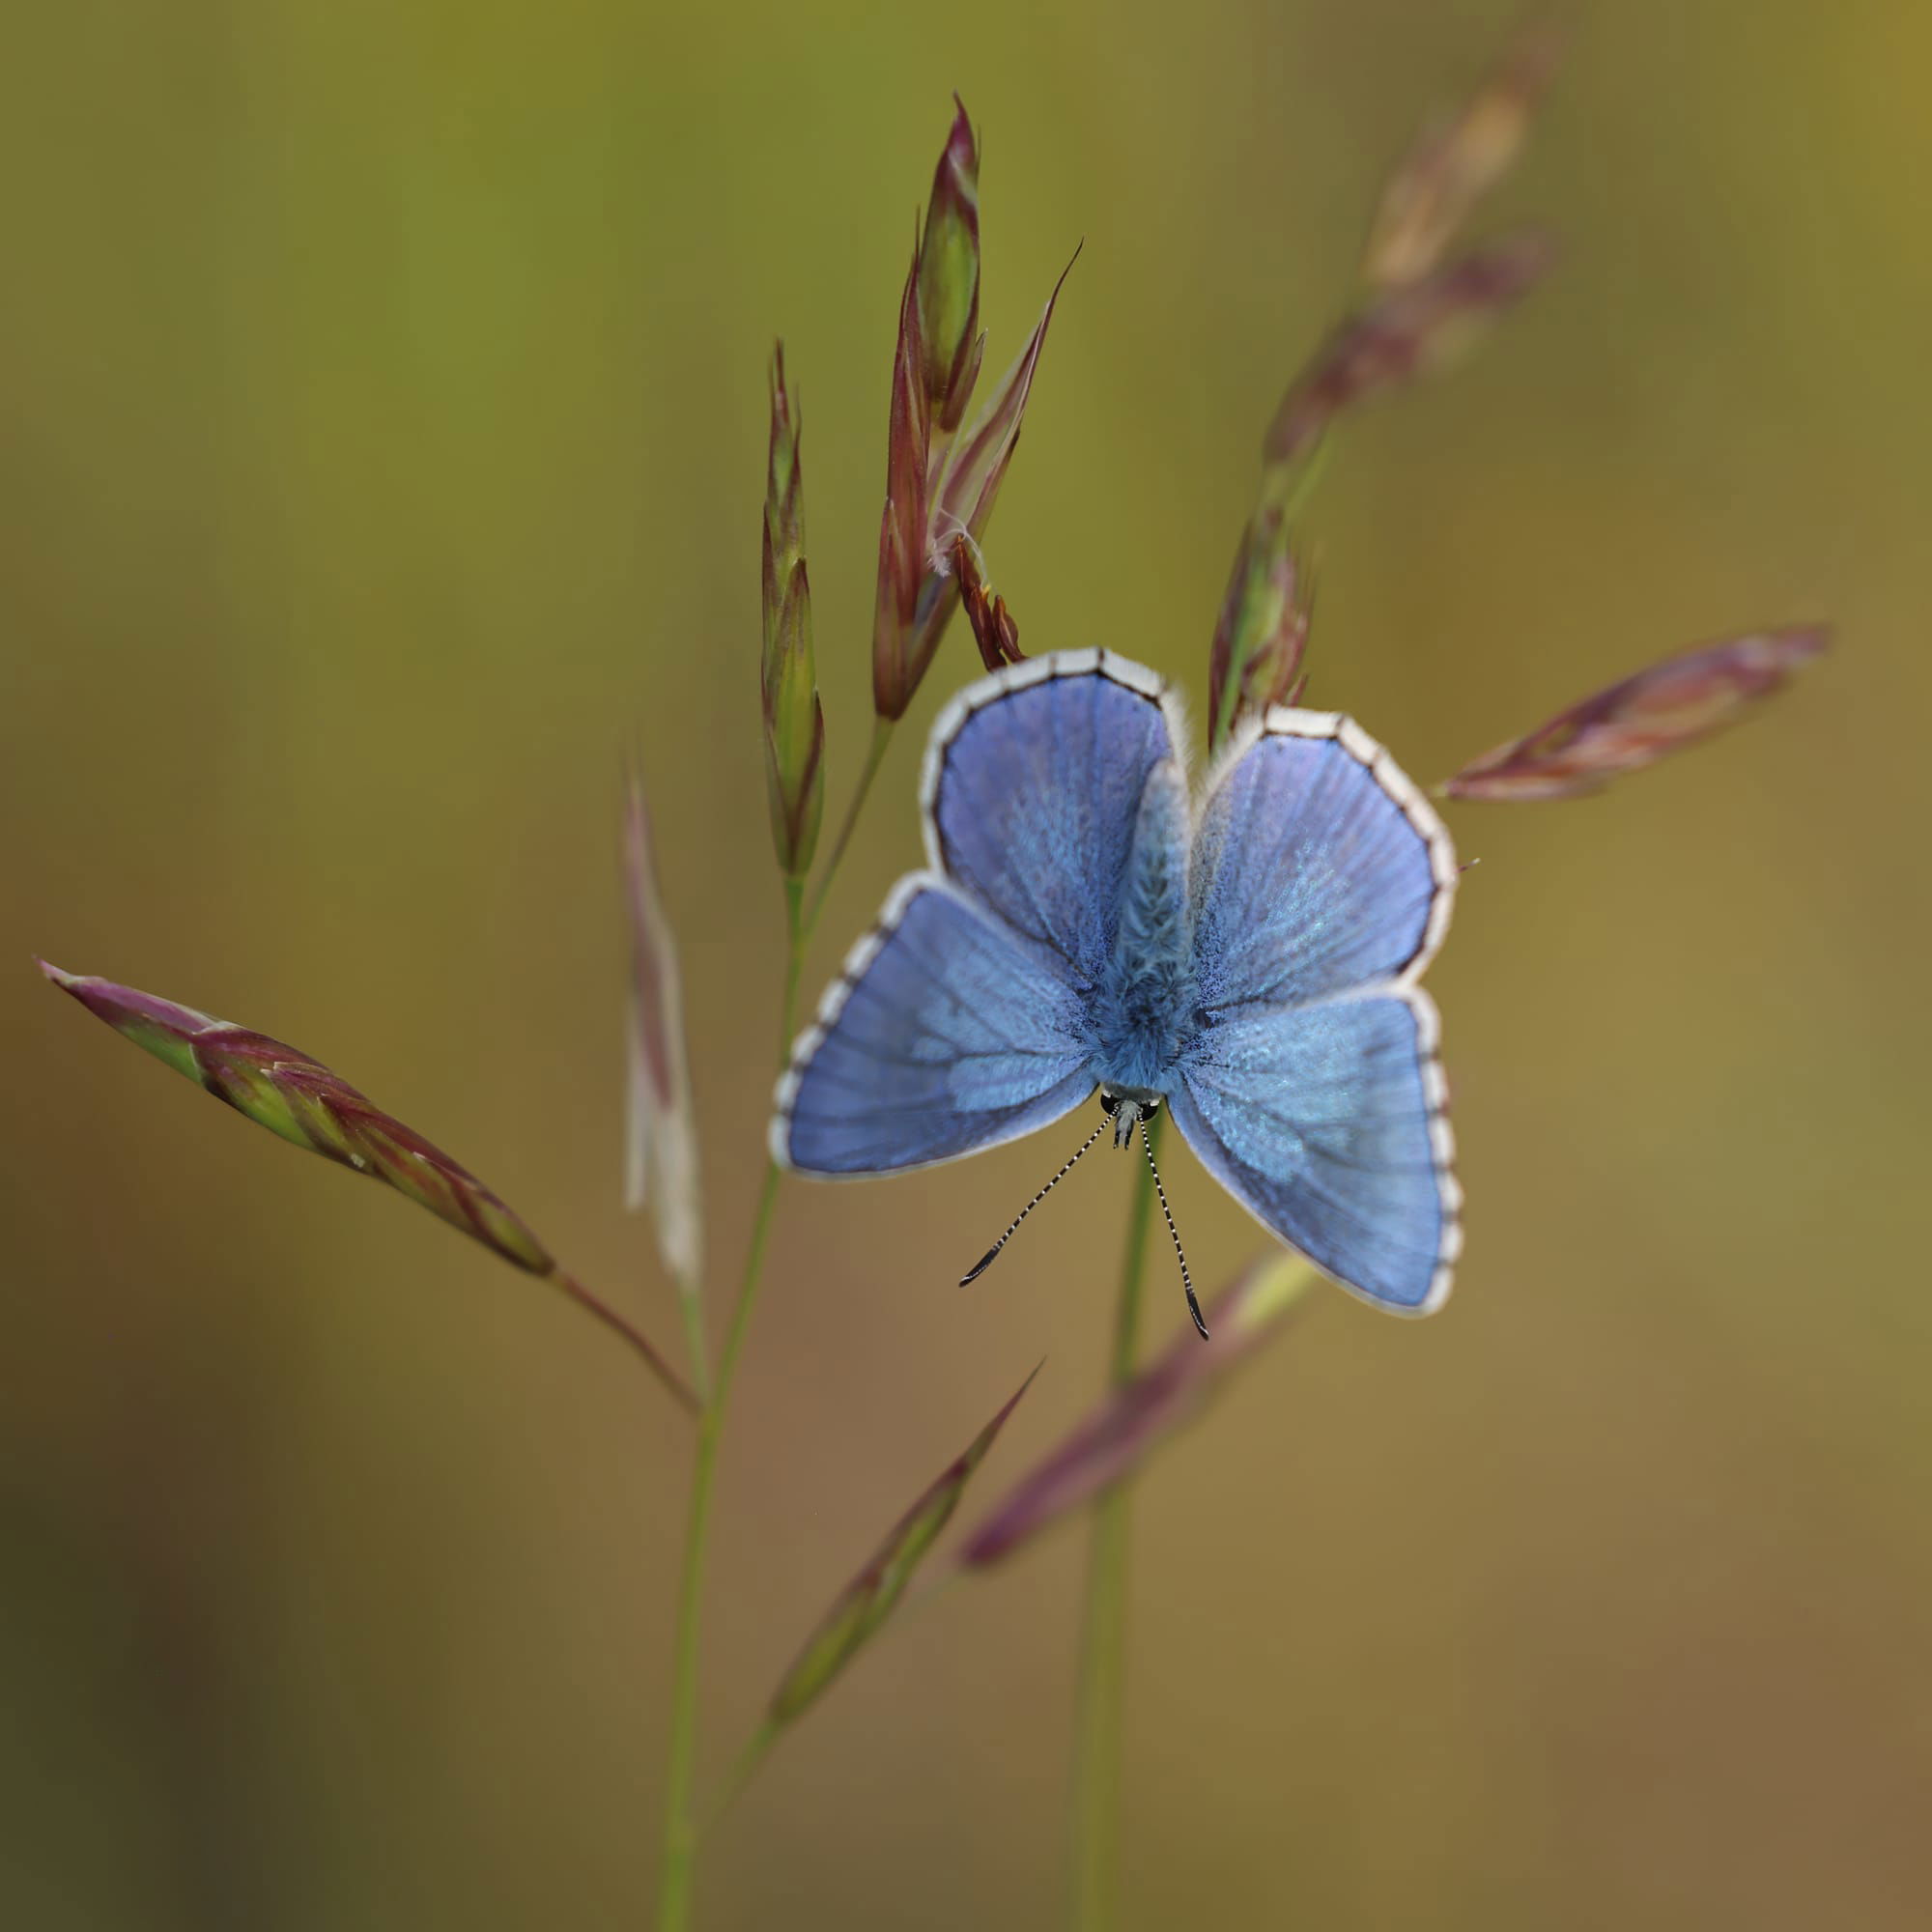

{"left": 1174, "top": 709, "right": 1461, "bottom": 1312}
{"left": 773, "top": 875, "right": 1095, "bottom": 1177}
{"left": 1167, "top": 990, "right": 1459, "bottom": 1312}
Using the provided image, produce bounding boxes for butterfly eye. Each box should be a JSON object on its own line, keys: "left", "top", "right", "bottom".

{"left": 1098, "top": 1093, "right": 1120, "bottom": 1118}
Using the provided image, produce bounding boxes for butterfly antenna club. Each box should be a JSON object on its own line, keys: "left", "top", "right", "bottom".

{"left": 959, "top": 1121, "right": 1107, "bottom": 1284}
{"left": 1141, "top": 1118, "right": 1208, "bottom": 1340}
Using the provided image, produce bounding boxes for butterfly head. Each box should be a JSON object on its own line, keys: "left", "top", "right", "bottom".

{"left": 1099, "top": 1085, "right": 1162, "bottom": 1151}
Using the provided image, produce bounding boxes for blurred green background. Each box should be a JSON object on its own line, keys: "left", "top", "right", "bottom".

{"left": 5, "top": 2, "right": 1928, "bottom": 1926}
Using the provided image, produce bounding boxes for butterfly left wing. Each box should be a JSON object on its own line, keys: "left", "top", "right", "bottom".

{"left": 922, "top": 649, "right": 1185, "bottom": 984}
{"left": 1172, "top": 710, "right": 1461, "bottom": 1312}
{"left": 778, "top": 649, "right": 1188, "bottom": 1179}
{"left": 773, "top": 877, "right": 1094, "bottom": 1177}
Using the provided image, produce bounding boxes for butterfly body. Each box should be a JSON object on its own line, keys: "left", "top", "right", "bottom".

{"left": 773, "top": 649, "right": 1462, "bottom": 1315}
{"left": 1090, "top": 757, "right": 1198, "bottom": 1098}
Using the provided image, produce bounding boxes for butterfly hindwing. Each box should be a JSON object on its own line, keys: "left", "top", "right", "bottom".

{"left": 774, "top": 876, "right": 1094, "bottom": 1177}
{"left": 1169, "top": 990, "right": 1459, "bottom": 1312}
{"left": 1177, "top": 709, "right": 1461, "bottom": 1311}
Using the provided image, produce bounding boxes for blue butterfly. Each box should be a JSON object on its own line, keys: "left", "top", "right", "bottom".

{"left": 771, "top": 649, "right": 1461, "bottom": 1320}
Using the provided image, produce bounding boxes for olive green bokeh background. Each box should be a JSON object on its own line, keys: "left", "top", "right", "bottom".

{"left": 4, "top": 3, "right": 1928, "bottom": 1927}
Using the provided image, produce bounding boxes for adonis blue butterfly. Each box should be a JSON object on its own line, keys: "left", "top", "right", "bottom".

{"left": 771, "top": 650, "right": 1461, "bottom": 1323}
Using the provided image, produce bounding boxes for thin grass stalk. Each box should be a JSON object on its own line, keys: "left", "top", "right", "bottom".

{"left": 678, "top": 1289, "right": 713, "bottom": 1411}
{"left": 657, "top": 886, "right": 807, "bottom": 1931}
{"left": 657, "top": 1151, "right": 786, "bottom": 1930}
{"left": 806, "top": 718, "right": 895, "bottom": 938}
{"left": 1068, "top": 1113, "right": 1162, "bottom": 1929}
{"left": 659, "top": 801, "right": 873, "bottom": 1923}
{"left": 658, "top": 1152, "right": 787, "bottom": 1929}
{"left": 556, "top": 1270, "right": 700, "bottom": 1403}
{"left": 778, "top": 877, "right": 806, "bottom": 1061}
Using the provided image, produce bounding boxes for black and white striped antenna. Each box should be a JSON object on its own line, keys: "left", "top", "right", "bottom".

{"left": 958, "top": 1121, "right": 1106, "bottom": 1285}
{"left": 1140, "top": 1117, "right": 1208, "bottom": 1340}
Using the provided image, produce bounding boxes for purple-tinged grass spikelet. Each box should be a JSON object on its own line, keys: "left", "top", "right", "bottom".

{"left": 1264, "top": 230, "right": 1554, "bottom": 469}
{"left": 899, "top": 248, "right": 1077, "bottom": 696}
{"left": 1208, "top": 494, "right": 1315, "bottom": 748}
{"left": 1207, "top": 29, "right": 1555, "bottom": 752}
{"left": 919, "top": 98, "right": 984, "bottom": 440}
{"left": 623, "top": 766, "right": 703, "bottom": 1306}
{"left": 760, "top": 343, "right": 824, "bottom": 878}
{"left": 1364, "top": 17, "right": 1565, "bottom": 290}
{"left": 871, "top": 244, "right": 933, "bottom": 723}
{"left": 951, "top": 532, "right": 1024, "bottom": 670}
{"left": 1443, "top": 625, "right": 1831, "bottom": 802}
{"left": 957, "top": 1257, "right": 1316, "bottom": 1571}
{"left": 870, "top": 105, "right": 1072, "bottom": 720}
{"left": 766, "top": 1363, "right": 1039, "bottom": 1726}
{"left": 930, "top": 246, "right": 1076, "bottom": 559}
{"left": 41, "top": 961, "right": 696, "bottom": 1412}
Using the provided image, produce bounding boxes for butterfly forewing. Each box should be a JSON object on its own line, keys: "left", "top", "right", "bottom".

{"left": 921, "top": 650, "right": 1185, "bottom": 985}
{"left": 1191, "top": 711, "right": 1455, "bottom": 1014}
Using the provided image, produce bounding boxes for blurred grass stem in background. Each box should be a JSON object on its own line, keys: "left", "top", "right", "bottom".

{"left": 1069, "top": 1115, "right": 1163, "bottom": 1929}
